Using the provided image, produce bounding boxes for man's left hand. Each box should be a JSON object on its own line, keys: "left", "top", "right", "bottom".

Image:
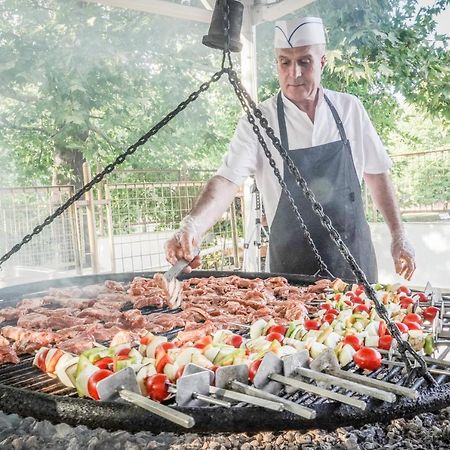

{"left": 391, "top": 235, "right": 416, "bottom": 281}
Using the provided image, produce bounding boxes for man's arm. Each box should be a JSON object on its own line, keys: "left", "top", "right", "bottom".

{"left": 364, "top": 172, "right": 416, "bottom": 280}
{"left": 165, "top": 175, "right": 240, "bottom": 271}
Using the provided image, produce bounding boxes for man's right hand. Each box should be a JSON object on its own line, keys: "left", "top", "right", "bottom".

{"left": 165, "top": 216, "right": 202, "bottom": 273}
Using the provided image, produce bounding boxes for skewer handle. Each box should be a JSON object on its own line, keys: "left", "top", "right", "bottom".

{"left": 231, "top": 381, "right": 316, "bottom": 419}
{"left": 328, "top": 368, "right": 418, "bottom": 400}
{"left": 296, "top": 367, "right": 396, "bottom": 403}
{"left": 381, "top": 359, "right": 449, "bottom": 377}
{"left": 209, "top": 386, "right": 284, "bottom": 412}
{"left": 193, "top": 392, "right": 232, "bottom": 408}
{"left": 119, "top": 389, "right": 195, "bottom": 429}
{"left": 269, "top": 373, "right": 366, "bottom": 410}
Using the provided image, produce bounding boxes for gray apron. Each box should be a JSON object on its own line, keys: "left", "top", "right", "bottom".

{"left": 269, "top": 92, "right": 378, "bottom": 283}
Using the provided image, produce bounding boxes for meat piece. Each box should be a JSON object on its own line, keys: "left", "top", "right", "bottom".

{"left": 58, "top": 336, "right": 95, "bottom": 354}
{"left": 128, "top": 277, "right": 168, "bottom": 309}
{"left": 104, "top": 280, "right": 125, "bottom": 292}
{"left": 17, "top": 313, "right": 49, "bottom": 330}
{"left": 78, "top": 306, "right": 122, "bottom": 322}
{"left": 0, "top": 345, "right": 20, "bottom": 364}
{"left": 0, "top": 335, "right": 10, "bottom": 346}
{"left": 11, "top": 329, "right": 61, "bottom": 354}
{"left": 2, "top": 326, "right": 27, "bottom": 341}
{"left": 122, "top": 309, "right": 146, "bottom": 329}
{"left": 16, "top": 297, "right": 45, "bottom": 309}
{"left": 0, "top": 307, "right": 29, "bottom": 321}
{"left": 307, "top": 279, "right": 333, "bottom": 293}
{"left": 175, "top": 321, "right": 216, "bottom": 344}
{"left": 48, "top": 297, "right": 96, "bottom": 310}
{"left": 110, "top": 331, "right": 135, "bottom": 347}
{"left": 48, "top": 287, "right": 84, "bottom": 298}
{"left": 81, "top": 284, "right": 109, "bottom": 298}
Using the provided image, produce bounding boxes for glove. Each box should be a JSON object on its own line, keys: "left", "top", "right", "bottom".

{"left": 165, "top": 215, "right": 202, "bottom": 273}
{"left": 391, "top": 234, "right": 416, "bottom": 281}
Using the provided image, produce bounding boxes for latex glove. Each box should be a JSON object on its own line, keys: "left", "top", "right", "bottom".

{"left": 165, "top": 216, "right": 202, "bottom": 273}
{"left": 391, "top": 234, "right": 416, "bottom": 281}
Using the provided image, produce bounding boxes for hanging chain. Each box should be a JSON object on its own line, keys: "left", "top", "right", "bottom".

{"left": 226, "top": 67, "right": 434, "bottom": 385}
{"left": 0, "top": 69, "right": 226, "bottom": 269}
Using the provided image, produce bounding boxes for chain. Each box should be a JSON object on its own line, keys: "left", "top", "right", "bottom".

{"left": 0, "top": 69, "right": 226, "bottom": 269}
{"left": 226, "top": 67, "right": 435, "bottom": 385}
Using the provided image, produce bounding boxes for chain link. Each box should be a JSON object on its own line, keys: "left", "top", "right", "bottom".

{"left": 0, "top": 69, "right": 226, "bottom": 269}
{"left": 226, "top": 67, "right": 435, "bottom": 385}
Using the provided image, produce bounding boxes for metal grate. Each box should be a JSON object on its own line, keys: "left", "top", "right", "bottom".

{"left": 0, "top": 272, "right": 450, "bottom": 433}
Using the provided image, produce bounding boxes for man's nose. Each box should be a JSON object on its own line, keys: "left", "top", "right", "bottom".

{"left": 291, "top": 63, "right": 302, "bottom": 78}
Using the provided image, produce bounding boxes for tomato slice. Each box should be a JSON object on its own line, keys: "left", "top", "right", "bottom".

{"left": 145, "top": 373, "right": 170, "bottom": 402}
{"left": 353, "top": 347, "right": 382, "bottom": 371}
{"left": 403, "top": 320, "right": 421, "bottom": 330}
{"left": 226, "top": 334, "right": 244, "bottom": 348}
{"left": 354, "top": 286, "right": 365, "bottom": 296}
{"left": 87, "top": 369, "right": 113, "bottom": 400}
{"left": 267, "top": 324, "right": 287, "bottom": 336}
{"left": 304, "top": 319, "right": 320, "bottom": 331}
{"left": 378, "top": 335, "right": 393, "bottom": 350}
{"left": 94, "top": 357, "right": 114, "bottom": 369}
{"left": 37, "top": 348, "right": 50, "bottom": 372}
{"left": 193, "top": 335, "right": 213, "bottom": 350}
{"left": 352, "top": 296, "right": 365, "bottom": 305}
{"left": 156, "top": 354, "right": 173, "bottom": 373}
{"left": 413, "top": 292, "right": 428, "bottom": 303}
{"left": 248, "top": 359, "right": 262, "bottom": 383}
{"left": 266, "top": 332, "right": 284, "bottom": 342}
{"left": 378, "top": 321, "right": 387, "bottom": 337}
{"left": 423, "top": 306, "right": 439, "bottom": 321}
{"left": 342, "top": 334, "right": 362, "bottom": 351}
{"left": 320, "top": 303, "right": 333, "bottom": 311}
{"left": 323, "top": 313, "right": 337, "bottom": 324}
{"left": 400, "top": 296, "right": 415, "bottom": 308}
{"left": 353, "top": 304, "right": 370, "bottom": 314}
{"left": 395, "top": 322, "right": 409, "bottom": 333}
{"left": 403, "top": 313, "right": 422, "bottom": 324}
{"left": 397, "top": 285, "right": 411, "bottom": 295}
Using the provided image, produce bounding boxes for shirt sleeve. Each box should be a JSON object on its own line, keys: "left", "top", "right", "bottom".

{"left": 356, "top": 98, "right": 393, "bottom": 174}
{"left": 216, "top": 114, "right": 260, "bottom": 186}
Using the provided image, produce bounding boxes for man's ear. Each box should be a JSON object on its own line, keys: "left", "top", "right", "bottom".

{"left": 320, "top": 55, "right": 327, "bottom": 73}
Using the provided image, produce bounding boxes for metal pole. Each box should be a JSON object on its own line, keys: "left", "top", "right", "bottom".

{"left": 104, "top": 184, "right": 116, "bottom": 273}
{"left": 82, "top": 162, "right": 99, "bottom": 273}
{"left": 230, "top": 198, "right": 240, "bottom": 269}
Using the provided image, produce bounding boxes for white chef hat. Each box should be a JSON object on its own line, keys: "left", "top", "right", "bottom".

{"left": 274, "top": 17, "right": 326, "bottom": 48}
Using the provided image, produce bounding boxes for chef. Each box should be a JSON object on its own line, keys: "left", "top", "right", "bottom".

{"left": 165, "top": 16, "right": 416, "bottom": 282}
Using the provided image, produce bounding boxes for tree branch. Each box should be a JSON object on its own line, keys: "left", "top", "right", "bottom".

{"left": 89, "top": 124, "right": 120, "bottom": 150}
{"left": 0, "top": 118, "right": 51, "bottom": 137}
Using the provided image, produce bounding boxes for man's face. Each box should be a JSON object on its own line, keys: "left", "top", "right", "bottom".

{"left": 276, "top": 45, "right": 326, "bottom": 105}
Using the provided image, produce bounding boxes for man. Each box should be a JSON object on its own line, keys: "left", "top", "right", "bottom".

{"left": 166, "top": 16, "right": 415, "bottom": 282}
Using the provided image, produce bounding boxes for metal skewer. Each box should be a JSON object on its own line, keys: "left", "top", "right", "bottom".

{"left": 382, "top": 359, "right": 450, "bottom": 377}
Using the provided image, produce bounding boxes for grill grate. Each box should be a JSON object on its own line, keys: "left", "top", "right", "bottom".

{"left": 0, "top": 271, "right": 449, "bottom": 433}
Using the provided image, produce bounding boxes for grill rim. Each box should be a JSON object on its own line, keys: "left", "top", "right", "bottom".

{"left": 0, "top": 270, "right": 449, "bottom": 433}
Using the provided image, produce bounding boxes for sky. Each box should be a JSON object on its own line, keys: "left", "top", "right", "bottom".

{"left": 418, "top": 0, "right": 450, "bottom": 37}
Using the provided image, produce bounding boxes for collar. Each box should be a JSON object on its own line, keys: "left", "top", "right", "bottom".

{"left": 281, "top": 86, "right": 324, "bottom": 112}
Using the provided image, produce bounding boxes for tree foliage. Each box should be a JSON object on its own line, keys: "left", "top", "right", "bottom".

{"left": 0, "top": 0, "right": 448, "bottom": 190}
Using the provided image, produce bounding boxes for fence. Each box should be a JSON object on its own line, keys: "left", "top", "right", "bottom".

{"left": 0, "top": 150, "right": 448, "bottom": 284}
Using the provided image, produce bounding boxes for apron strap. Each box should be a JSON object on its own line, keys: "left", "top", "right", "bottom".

{"left": 276, "top": 90, "right": 349, "bottom": 149}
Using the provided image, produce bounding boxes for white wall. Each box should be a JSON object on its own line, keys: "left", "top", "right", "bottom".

{"left": 370, "top": 222, "right": 450, "bottom": 291}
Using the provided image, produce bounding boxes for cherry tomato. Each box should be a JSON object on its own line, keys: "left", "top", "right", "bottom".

{"left": 140, "top": 334, "right": 153, "bottom": 345}
{"left": 320, "top": 303, "right": 333, "bottom": 311}
{"left": 342, "top": 334, "right": 362, "bottom": 351}
{"left": 378, "top": 321, "right": 387, "bottom": 337}
{"left": 395, "top": 322, "right": 409, "bottom": 333}
{"left": 94, "top": 357, "right": 114, "bottom": 369}
{"left": 344, "top": 299, "right": 354, "bottom": 306}
{"left": 353, "top": 304, "right": 370, "bottom": 314}
{"left": 423, "top": 306, "right": 439, "bottom": 321}
{"left": 355, "top": 286, "right": 365, "bottom": 296}
{"left": 397, "top": 285, "right": 411, "bottom": 295}
{"left": 334, "top": 294, "right": 342, "bottom": 301}
{"left": 248, "top": 359, "right": 262, "bottom": 383}
{"left": 352, "top": 296, "right": 365, "bottom": 305}
{"left": 323, "top": 313, "right": 337, "bottom": 324}
{"left": 267, "top": 324, "right": 287, "bottom": 336}
{"left": 155, "top": 342, "right": 177, "bottom": 361}
{"left": 226, "top": 334, "right": 244, "bottom": 348}
{"left": 304, "top": 319, "right": 320, "bottom": 331}
{"left": 87, "top": 369, "right": 113, "bottom": 400}
{"left": 378, "top": 335, "right": 393, "bottom": 350}
{"left": 117, "top": 347, "right": 131, "bottom": 357}
{"left": 353, "top": 347, "right": 382, "bottom": 371}
{"left": 403, "top": 320, "right": 421, "bottom": 330}
{"left": 345, "top": 291, "right": 356, "bottom": 298}
{"left": 328, "top": 308, "right": 339, "bottom": 316}
{"left": 194, "top": 335, "right": 213, "bottom": 349}
{"left": 145, "top": 373, "right": 170, "bottom": 402}
{"left": 413, "top": 292, "right": 428, "bottom": 303}
{"left": 266, "top": 332, "right": 284, "bottom": 342}
{"left": 400, "top": 297, "right": 415, "bottom": 308}
{"left": 403, "top": 313, "right": 422, "bottom": 324}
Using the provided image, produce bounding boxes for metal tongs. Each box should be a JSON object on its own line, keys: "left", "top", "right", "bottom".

{"left": 163, "top": 247, "right": 200, "bottom": 282}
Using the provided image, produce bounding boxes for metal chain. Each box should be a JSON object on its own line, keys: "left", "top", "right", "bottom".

{"left": 227, "top": 73, "right": 333, "bottom": 278}
{"left": 0, "top": 69, "right": 226, "bottom": 269}
{"left": 226, "top": 67, "right": 435, "bottom": 385}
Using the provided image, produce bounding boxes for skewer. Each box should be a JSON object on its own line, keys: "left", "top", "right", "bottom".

{"left": 255, "top": 352, "right": 367, "bottom": 410}
{"left": 327, "top": 368, "right": 418, "bottom": 399}
{"left": 381, "top": 359, "right": 450, "bottom": 377}
{"left": 378, "top": 349, "right": 450, "bottom": 369}
{"left": 98, "top": 368, "right": 195, "bottom": 429}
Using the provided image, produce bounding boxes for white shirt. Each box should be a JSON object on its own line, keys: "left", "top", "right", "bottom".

{"left": 217, "top": 88, "right": 392, "bottom": 228}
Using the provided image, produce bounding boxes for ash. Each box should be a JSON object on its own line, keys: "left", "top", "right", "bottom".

{"left": 1, "top": 410, "right": 450, "bottom": 450}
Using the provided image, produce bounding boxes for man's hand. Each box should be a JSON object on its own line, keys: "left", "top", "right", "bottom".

{"left": 165, "top": 216, "right": 202, "bottom": 273}
{"left": 391, "top": 235, "right": 416, "bottom": 281}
